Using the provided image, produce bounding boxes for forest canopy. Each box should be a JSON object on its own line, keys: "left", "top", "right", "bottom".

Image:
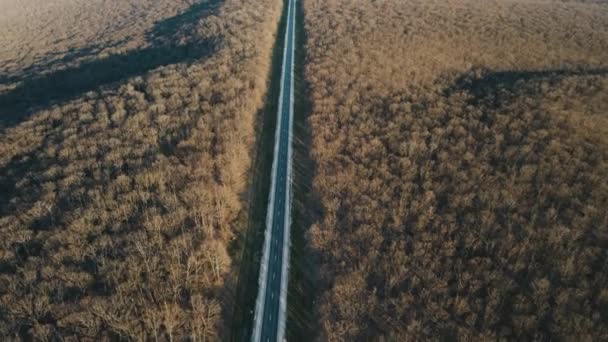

{"left": 303, "top": 0, "right": 608, "bottom": 340}
{"left": 0, "top": 0, "right": 281, "bottom": 339}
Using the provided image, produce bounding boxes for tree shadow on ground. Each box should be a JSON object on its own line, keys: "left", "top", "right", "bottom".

{"left": 449, "top": 67, "right": 608, "bottom": 102}
{"left": 0, "top": 0, "right": 222, "bottom": 129}
{"left": 0, "top": 40, "right": 126, "bottom": 87}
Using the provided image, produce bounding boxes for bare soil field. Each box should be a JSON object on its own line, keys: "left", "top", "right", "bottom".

{"left": 303, "top": 0, "right": 608, "bottom": 339}
{"left": 0, "top": 0, "right": 281, "bottom": 339}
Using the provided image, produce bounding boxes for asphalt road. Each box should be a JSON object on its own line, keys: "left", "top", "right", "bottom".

{"left": 251, "top": 0, "right": 296, "bottom": 340}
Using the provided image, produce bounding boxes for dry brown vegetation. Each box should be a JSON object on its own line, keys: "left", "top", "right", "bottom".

{"left": 0, "top": 0, "right": 197, "bottom": 93}
{"left": 0, "top": 0, "right": 281, "bottom": 339}
{"left": 303, "top": 0, "right": 608, "bottom": 340}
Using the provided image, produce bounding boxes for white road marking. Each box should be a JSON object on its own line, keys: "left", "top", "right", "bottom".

{"left": 252, "top": 0, "right": 295, "bottom": 340}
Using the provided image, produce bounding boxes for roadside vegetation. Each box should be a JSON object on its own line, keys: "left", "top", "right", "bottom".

{"left": 0, "top": 0, "right": 282, "bottom": 339}
{"left": 303, "top": 0, "right": 608, "bottom": 339}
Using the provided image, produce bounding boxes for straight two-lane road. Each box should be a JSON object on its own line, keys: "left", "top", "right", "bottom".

{"left": 252, "top": 0, "right": 296, "bottom": 340}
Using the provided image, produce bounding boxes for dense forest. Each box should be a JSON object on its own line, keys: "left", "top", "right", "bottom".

{"left": 0, "top": 0, "right": 281, "bottom": 339}
{"left": 0, "top": 0, "right": 201, "bottom": 95}
{"left": 303, "top": 0, "right": 608, "bottom": 340}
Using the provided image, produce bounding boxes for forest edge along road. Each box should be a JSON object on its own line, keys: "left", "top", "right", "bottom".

{"left": 251, "top": 0, "right": 296, "bottom": 339}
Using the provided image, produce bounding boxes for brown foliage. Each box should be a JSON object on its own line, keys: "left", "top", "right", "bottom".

{"left": 304, "top": 0, "right": 608, "bottom": 340}
{"left": 0, "top": 0, "right": 200, "bottom": 94}
{"left": 0, "top": 0, "right": 281, "bottom": 339}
